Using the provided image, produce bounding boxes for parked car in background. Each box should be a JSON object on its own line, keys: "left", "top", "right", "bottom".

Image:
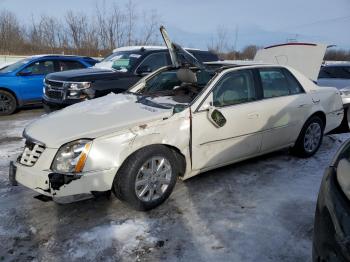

{"left": 9, "top": 28, "right": 344, "bottom": 211}
{"left": 317, "top": 63, "right": 350, "bottom": 132}
{"left": 0, "top": 55, "right": 97, "bottom": 115}
{"left": 313, "top": 138, "right": 350, "bottom": 262}
{"left": 42, "top": 46, "right": 218, "bottom": 112}
{"left": 318, "top": 63, "right": 350, "bottom": 104}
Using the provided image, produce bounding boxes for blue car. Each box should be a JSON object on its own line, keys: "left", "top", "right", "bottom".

{"left": 0, "top": 55, "right": 97, "bottom": 115}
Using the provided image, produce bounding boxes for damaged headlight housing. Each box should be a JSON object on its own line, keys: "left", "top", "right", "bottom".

{"left": 51, "top": 139, "right": 92, "bottom": 173}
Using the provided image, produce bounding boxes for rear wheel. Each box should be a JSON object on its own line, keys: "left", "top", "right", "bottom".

{"left": 0, "top": 90, "right": 16, "bottom": 116}
{"left": 113, "top": 145, "right": 178, "bottom": 211}
{"left": 291, "top": 116, "right": 324, "bottom": 157}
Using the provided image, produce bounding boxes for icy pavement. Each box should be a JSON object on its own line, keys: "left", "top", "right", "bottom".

{"left": 0, "top": 108, "right": 349, "bottom": 262}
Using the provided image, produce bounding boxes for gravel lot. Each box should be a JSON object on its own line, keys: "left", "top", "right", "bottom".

{"left": 0, "top": 108, "right": 349, "bottom": 262}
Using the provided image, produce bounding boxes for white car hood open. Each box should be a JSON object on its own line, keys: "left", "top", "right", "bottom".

{"left": 25, "top": 93, "right": 173, "bottom": 148}
{"left": 254, "top": 43, "right": 327, "bottom": 81}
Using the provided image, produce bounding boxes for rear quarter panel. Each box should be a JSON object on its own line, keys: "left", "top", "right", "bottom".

{"left": 289, "top": 67, "right": 344, "bottom": 133}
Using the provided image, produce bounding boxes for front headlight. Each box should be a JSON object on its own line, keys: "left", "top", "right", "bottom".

{"left": 337, "top": 158, "right": 350, "bottom": 200}
{"left": 51, "top": 139, "right": 92, "bottom": 173}
{"left": 66, "top": 82, "right": 91, "bottom": 90}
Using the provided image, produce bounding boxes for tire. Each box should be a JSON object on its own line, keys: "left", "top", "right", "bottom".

{"left": 0, "top": 90, "right": 17, "bottom": 116}
{"left": 43, "top": 103, "right": 54, "bottom": 113}
{"left": 291, "top": 115, "right": 324, "bottom": 158}
{"left": 113, "top": 145, "right": 178, "bottom": 211}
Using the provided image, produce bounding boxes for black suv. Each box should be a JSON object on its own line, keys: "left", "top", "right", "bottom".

{"left": 43, "top": 46, "right": 218, "bottom": 111}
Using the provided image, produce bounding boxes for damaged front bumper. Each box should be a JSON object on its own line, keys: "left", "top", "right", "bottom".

{"left": 10, "top": 160, "right": 117, "bottom": 201}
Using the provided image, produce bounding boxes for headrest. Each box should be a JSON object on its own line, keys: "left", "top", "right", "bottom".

{"left": 176, "top": 68, "right": 197, "bottom": 84}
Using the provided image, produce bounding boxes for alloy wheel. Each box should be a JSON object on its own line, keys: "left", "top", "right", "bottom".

{"left": 0, "top": 93, "right": 14, "bottom": 114}
{"left": 135, "top": 156, "right": 172, "bottom": 202}
{"left": 304, "top": 122, "right": 322, "bottom": 153}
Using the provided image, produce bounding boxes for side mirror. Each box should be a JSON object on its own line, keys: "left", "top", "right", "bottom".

{"left": 208, "top": 107, "right": 226, "bottom": 128}
{"left": 136, "top": 65, "right": 152, "bottom": 76}
{"left": 18, "top": 69, "right": 32, "bottom": 76}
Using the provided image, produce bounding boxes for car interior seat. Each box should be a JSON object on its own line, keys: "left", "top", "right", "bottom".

{"left": 215, "top": 76, "right": 247, "bottom": 106}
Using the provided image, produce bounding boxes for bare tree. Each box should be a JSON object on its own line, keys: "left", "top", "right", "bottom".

{"left": 0, "top": 10, "right": 24, "bottom": 54}
{"left": 240, "top": 45, "right": 259, "bottom": 59}
{"left": 208, "top": 25, "right": 229, "bottom": 53}
{"left": 138, "top": 9, "right": 159, "bottom": 45}
{"left": 96, "top": 2, "right": 126, "bottom": 50}
{"left": 125, "top": 0, "right": 136, "bottom": 46}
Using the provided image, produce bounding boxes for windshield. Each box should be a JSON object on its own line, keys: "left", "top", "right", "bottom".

{"left": 133, "top": 68, "right": 214, "bottom": 109}
{"left": 0, "top": 58, "right": 30, "bottom": 74}
{"left": 94, "top": 51, "right": 142, "bottom": 72}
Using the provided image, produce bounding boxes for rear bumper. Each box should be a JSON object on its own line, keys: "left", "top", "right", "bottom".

{"left": 10, "top": 161, "right": 117, "bottom": 200}
{"left": 313, "top": 167, "right": 350, "bottom": 261}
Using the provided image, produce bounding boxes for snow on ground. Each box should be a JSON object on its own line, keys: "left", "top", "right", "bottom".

{"left": 0, "top": 108, "right": 349, "bottom": 262}
{"left": 66, "top": 219, "right": 157, "bottom": 261}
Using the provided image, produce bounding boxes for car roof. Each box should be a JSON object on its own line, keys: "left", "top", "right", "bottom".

{"left": 112, "top": 45, "right": 202, "bottom": 53}
{"left": 28, "top": 54, "right": 95, "bottom": 60}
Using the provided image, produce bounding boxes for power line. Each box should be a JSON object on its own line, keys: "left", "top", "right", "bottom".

{"left": 278, "top": 15, "right": 350, "bottom": 31}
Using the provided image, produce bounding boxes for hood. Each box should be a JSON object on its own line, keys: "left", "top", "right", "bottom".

{"left": 25, "top": 93, "right": 173, "bottom": 148}
{"left": 160, "top": 26, "right": 205, "bottom": 69}
{"left": 46, "top": 67, "right": 124, "bottom": 82}
{"left": 254, "top": 43, "right": 327, "bottom": 81}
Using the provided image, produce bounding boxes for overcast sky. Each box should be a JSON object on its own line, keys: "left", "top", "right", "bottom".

{"left": 1, "top": 0, "right": 349, "bottom": 49}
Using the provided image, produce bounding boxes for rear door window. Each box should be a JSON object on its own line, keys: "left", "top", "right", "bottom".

{"left": 137, "top": 52, "right": 169, "bottom": 72}
{"left": 259, "top": 68, "right": 303, "bottom": 98}
{"left": 56, "top": 60, "right": 85, "bottom": 72}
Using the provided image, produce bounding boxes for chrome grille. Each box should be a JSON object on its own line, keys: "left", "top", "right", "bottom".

{"left": 45, "top": 79, "right": 64, "bottom": 88}
{"left": 19, "top": 140, "right": 45, "bottom": 167}
{"left": 46, "top": 88, "right": 63, "bottom": 99}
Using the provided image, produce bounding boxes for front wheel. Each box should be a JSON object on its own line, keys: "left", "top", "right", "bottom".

{"left": 113, "top": 145, "right": 178, "bottom": 211}
{"left": 0, "top": 90, "right": 17, "bottom": 116}
{"left": 291, "top": 116, "right": 324, "bottom": 158}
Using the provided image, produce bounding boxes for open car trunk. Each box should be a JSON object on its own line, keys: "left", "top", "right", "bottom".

{"left": 254, "top": 43, "right": 327, "bottom": 82}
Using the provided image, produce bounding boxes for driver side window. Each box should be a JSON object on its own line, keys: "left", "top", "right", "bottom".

{"left": 138, "top": 52, "right": 169, "bottom": 73}
{"left": 212, "top": 70, "right": 257, "bottom": 107}
{"left": 22, "top": 60, "right": 55, "bottom": 75}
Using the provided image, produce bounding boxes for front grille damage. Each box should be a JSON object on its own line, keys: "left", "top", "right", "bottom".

{"left": 19, "top": 140, "right": 45, "bottom": 167}
{"left": 48, "top": 173, "right": 81, "bottom": 190}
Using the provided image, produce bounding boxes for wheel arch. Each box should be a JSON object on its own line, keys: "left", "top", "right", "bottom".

{"left": 308, "top": 111, "right": 326, "bottom": 129}
{"left": 118, "top": 143, "right": 187, "bottom": 178}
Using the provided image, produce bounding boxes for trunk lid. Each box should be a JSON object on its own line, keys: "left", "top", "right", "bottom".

{"left": 254, "top": 43, "right": 327, "bottom": 81}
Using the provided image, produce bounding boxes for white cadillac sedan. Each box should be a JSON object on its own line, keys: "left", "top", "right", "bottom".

{"left": 9, "top": 28, "right": 344, "bottom": 210}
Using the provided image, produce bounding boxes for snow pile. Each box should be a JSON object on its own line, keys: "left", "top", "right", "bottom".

{"left": 66, "top": 219, "right": 156, "bottom": 260}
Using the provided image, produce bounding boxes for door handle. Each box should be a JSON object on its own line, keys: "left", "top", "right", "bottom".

{"left": 248, "top": 113, "right": 259, "bottom": 119}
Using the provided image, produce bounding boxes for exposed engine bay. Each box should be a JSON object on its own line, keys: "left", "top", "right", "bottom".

{"left": 136, "top": 67, "right": 215, "bottom": 106}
